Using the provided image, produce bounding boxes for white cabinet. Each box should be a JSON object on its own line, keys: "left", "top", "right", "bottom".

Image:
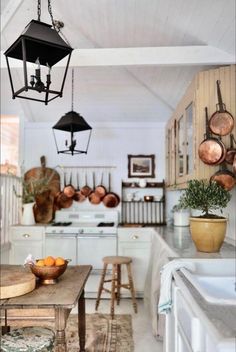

{"left": 118, "top": 228, "right": 153, "bottom": 297}
{"left": 10, "top": 226, "right": 45, "bottom": 264}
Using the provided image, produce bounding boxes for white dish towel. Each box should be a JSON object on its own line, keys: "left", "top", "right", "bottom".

{"left": 158, "top": 259, "right": 195, "bottom": 314}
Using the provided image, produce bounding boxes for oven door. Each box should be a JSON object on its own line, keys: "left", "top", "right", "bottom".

{"left": 45, "top": 234, "right": 77, "bottom": 265}
{"left": 77, "top": 235, "right": 117, "bottom": 270}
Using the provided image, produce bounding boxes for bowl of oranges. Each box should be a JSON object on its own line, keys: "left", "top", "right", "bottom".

{"left": 29, "top": 256, "right": 70, "bottom": 284}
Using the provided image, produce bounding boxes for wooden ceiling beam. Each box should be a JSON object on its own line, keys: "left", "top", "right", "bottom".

{"left": 1, "top": 46, "right": 234, "bottom": 68}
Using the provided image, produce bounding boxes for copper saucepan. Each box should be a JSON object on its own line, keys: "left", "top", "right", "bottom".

{"left": 233, "top": 154, "right": 236, "bottom": 174}
{"left": 210, "top": 163, "right": 236, "bottom": 191}
{"left": 103, "top": 172, "right": 120, "bottom": 208}
{"left": 198, "top": 107, "right": 226, "bottom": 165}
{"left": 63, "top": 172, "right": 75, "bottom": 198}
{"left": 73, "top": 172, "right": 86, "bottom": 202}
{"left": 89, "top": 172, "right": 102, "bottom": 205}
{"left": 209, "top": 80, "right": 234, "bottom": 136}
{"left": 225, "top": 134, "right": 236, "bottom": 165}
{"left": 80, "top": 172, "right": 92, "bottom": 197}
{"left": 94, "top": 172, "right": 107, "bottom": 199}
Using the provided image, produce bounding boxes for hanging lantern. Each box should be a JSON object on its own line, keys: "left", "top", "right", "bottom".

{"left": 4, "top": 0, "right": 73, "bottom": 105}
{"left": 52, "top": 69, "right": 92, "bottom": 155}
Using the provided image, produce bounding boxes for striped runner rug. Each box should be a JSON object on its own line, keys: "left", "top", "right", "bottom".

{"left": 63, "top": 313, "right": 134, "bottom": 352}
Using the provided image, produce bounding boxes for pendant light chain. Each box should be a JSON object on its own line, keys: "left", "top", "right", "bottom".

{"left": 48, "top": 0, "right": 56, "bottom": 30}
{"left": 71, "top": 69, "right": 74, "bottom": 111}
{"left": 37, "top": 0, "right": 41, "bottom": 21}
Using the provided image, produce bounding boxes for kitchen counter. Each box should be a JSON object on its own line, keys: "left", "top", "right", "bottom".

{"left": 144, "top": 225, "right": 236, "bottom": 339}
{"left": 153, "top": 225, "right": 236, "bottom": 258}
{"left": 174, "top": 271, "right": 236, "bottom": 347}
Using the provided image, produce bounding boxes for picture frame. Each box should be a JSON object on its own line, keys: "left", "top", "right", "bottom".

{"left": 128, "top": 154, "right": 155, "bottom": 178}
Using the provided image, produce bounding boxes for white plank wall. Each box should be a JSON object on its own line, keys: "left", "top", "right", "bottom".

{"left": 0, "top": 174, "right": 21, "bottom": 247}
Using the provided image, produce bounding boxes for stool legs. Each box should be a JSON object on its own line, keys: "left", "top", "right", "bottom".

{"left": 110, "top": 264, "right": 116, "bottom": 319}
{"left": 116, "top": 264, "right": 121, "bottom": 305}
{"left": 126, "top": 263, "right": 138, "bottom": 313}
{"left": 95, "top": 263, "right": 107, "bottom": 311}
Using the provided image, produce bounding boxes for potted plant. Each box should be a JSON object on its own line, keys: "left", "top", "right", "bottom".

{"left": 178, "top": 179, "right": 231, "bottom": 252}
{"left": 171, "top": 203, "right": 190, "bottom": 227}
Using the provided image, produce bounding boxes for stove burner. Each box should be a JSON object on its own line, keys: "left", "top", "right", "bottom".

{"left": 97, "top": 222, "right": 115, "bottom": 227}
{"left": 51, "top": 222, "right": 72, "bottom": 226}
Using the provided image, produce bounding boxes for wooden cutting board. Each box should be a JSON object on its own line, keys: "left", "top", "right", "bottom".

{"left": 0, "top": 267, "right": 36, "bottom": 299}
{"left": 24, "top": 156, "right": 61, "bottom": 197}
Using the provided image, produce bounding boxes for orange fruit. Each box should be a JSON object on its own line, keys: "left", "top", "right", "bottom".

{"left": 44, "top": 256, "right": 55, "bottom": 266}
{"left": 55, "top": 257, "right": 65, "bottom": 266}
{"left": 36, "top": 259, "right": 45, "bottom": 267}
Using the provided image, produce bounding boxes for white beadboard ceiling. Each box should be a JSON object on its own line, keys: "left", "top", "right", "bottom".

{"left": 0, "top": 0, "right": 235, "bottom": 124}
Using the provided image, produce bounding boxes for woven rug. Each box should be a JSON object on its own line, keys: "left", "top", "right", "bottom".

{"left": 63, "top": 313, "right": 134, "bottom": 352}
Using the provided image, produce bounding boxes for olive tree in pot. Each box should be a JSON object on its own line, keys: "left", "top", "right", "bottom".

{"left": 178, "top": 179, "right": 231, "bottom": 253}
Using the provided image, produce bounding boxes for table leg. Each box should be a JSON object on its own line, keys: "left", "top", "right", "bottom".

{"left": 55, "top": 308, "right": 67, "bottom": 352}
{"left": 78, "top": 289, "right": 86, "bottom": 352}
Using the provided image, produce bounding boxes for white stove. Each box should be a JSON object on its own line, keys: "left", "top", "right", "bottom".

{"left": 45, "top": 210, "right": 118, "bottom": 236}
{"left": 45, "top": 210, "right": 118, "bottom": 271}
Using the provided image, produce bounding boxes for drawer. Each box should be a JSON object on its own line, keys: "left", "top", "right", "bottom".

{"left": 118, "top": 228, "right": 154, "bottom": 242}
{"left": 11, "top": 227, "right": 45, "bottom": 241}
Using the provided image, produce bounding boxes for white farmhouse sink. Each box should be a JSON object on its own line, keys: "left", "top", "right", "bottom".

{"left": 180, "top": 259, "right": 236, "bottom": 305}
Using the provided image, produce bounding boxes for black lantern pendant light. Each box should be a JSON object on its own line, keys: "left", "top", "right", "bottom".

{"left": 4, "top": 0, "right": 73, "bottom": 105}
{"left": 52, "top": 69, "right": 92, "bottom": 156}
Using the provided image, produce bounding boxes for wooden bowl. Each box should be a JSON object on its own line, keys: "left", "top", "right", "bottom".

{"left": 29, "top": 260, "right": 69, "bottom": 285}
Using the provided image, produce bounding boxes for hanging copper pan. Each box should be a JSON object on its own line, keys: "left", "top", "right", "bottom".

{"left": 103, "top": 172, "right": 120, "bottom": 208}
{"left": 89, "top": 172, "right": 102, "bottom": 205}
{"left": 54, "top": 173, "right": 73, "bottom": 210}
{"left": 73, "top": 172, "right": 86, "bottom": 202}
{"left": 209, "top": 80, "right": 234, "bottom": 136}
{"left": 233, "top": 154, "right": 236, "bottom": 174}
{"left": 210, "top": 163, "right": 236, "bottom": 191}
{"left": 198, "top": 107, "right": 226, "bottom": 165}
{"left": 94, "top": 172, "right": 107, "bottom": 199}
{"left": 63, "top": 172, "right": 75, "bottom": 198}
{"left": 225, "top": 134, "right": 236, "bottom": 165}
{"left": 80, "top": 172, "right": 92, "bottom": 197}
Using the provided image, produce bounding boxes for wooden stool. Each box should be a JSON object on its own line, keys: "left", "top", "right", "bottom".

{"left": 95, "top": 256, "right": 138, "bottom": 319}
{"left": 0, "top": 326, "right": 55, "bottom": 352}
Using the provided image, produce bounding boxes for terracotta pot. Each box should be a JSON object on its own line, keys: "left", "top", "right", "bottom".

{"left": 189, "top": 217, "right": 227, "bottom": 253}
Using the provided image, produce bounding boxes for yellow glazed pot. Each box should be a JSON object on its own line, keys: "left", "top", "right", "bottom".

{"left": 190, "top": 217, "right": 227, "bottom": 253}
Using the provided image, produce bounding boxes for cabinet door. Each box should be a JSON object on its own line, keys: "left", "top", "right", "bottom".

{"left": 10, "top": 241, "right": 44, "bottom": 264}
{"left": 118, "top": 240, "right": 151, "bottom": 296}
{"left": 10, "top": 226, "right": 45, "bottom": 264}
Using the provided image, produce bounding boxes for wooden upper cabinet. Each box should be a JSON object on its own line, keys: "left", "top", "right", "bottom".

{"left": 166, "top": 65, "right": 236, "bottom": 189}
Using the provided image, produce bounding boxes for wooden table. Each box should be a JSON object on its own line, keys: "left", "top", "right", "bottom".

{"left": 0, "top": 265, "right": 92, "bottom": 352}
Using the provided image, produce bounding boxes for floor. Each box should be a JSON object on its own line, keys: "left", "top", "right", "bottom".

{"left": 73, "top": 298, "right": 163, "bottom": 352}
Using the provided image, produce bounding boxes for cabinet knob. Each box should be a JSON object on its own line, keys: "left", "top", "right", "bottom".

{"left": 23, "top": 233, "right": 30, "bottom": 238}
{"left": 132, "top": 235, "right": 139, "bottom": 240}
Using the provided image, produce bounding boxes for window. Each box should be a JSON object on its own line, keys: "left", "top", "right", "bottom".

{"left": 0, "top": 115, "right": 19, "bottom": 175}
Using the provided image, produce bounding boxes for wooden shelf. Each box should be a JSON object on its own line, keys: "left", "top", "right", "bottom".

{"left": 122, "top": 181, "right": 165, "bottom": 188}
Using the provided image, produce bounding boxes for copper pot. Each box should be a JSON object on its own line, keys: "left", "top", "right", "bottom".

{"left": 94, "top": 172, "right": 107, "bottom": 199}
{"left": 102, "top": 173, "right": 120, "bottom": 208}
{"left": 225, "top": 134, "right": 236, "bottom": 165}
{"left": 198, "top": 107, "right": 226, "bottom": 165}
{"left": 208, "top": 80, "right": 234, "bottom": 136}
{"left": 73, "top": 172, "right": 86, "bottom": 202}
{"left": 89, "top": 172, "right": 102, "bottom": 205}
{"left": 210, "top": 163, "right": 236, "bottom": 191}
{"left": 63, "top": 172, "right": 75, "bottom": 198}
{"left": 80, "top": 172, "right": 92, "bottom": 197}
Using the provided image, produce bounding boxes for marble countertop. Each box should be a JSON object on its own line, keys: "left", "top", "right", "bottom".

{"left": 174, "top": 271, "right": 236, "bottom": 341}
{"left": 153, "top": 225, "right": 236, "bottom": 258}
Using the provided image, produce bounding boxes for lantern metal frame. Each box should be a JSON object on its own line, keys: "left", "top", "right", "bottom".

{"left": 52, "top": 69, "right": 92, "bottom": 156}
{"left": 4, "top": 1, "right": 73, "bottom": 105}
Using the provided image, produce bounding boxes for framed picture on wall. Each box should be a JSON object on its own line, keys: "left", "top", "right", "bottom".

{"left": 128, "top": 154, "right": 155, "bottom": 178}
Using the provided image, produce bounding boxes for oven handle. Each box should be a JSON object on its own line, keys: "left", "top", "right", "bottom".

{"left": 46, "top": 234, "right": 77, "bottom": 239}
{"left": 77, "top": 235, "right": 116, "bottom": 239}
